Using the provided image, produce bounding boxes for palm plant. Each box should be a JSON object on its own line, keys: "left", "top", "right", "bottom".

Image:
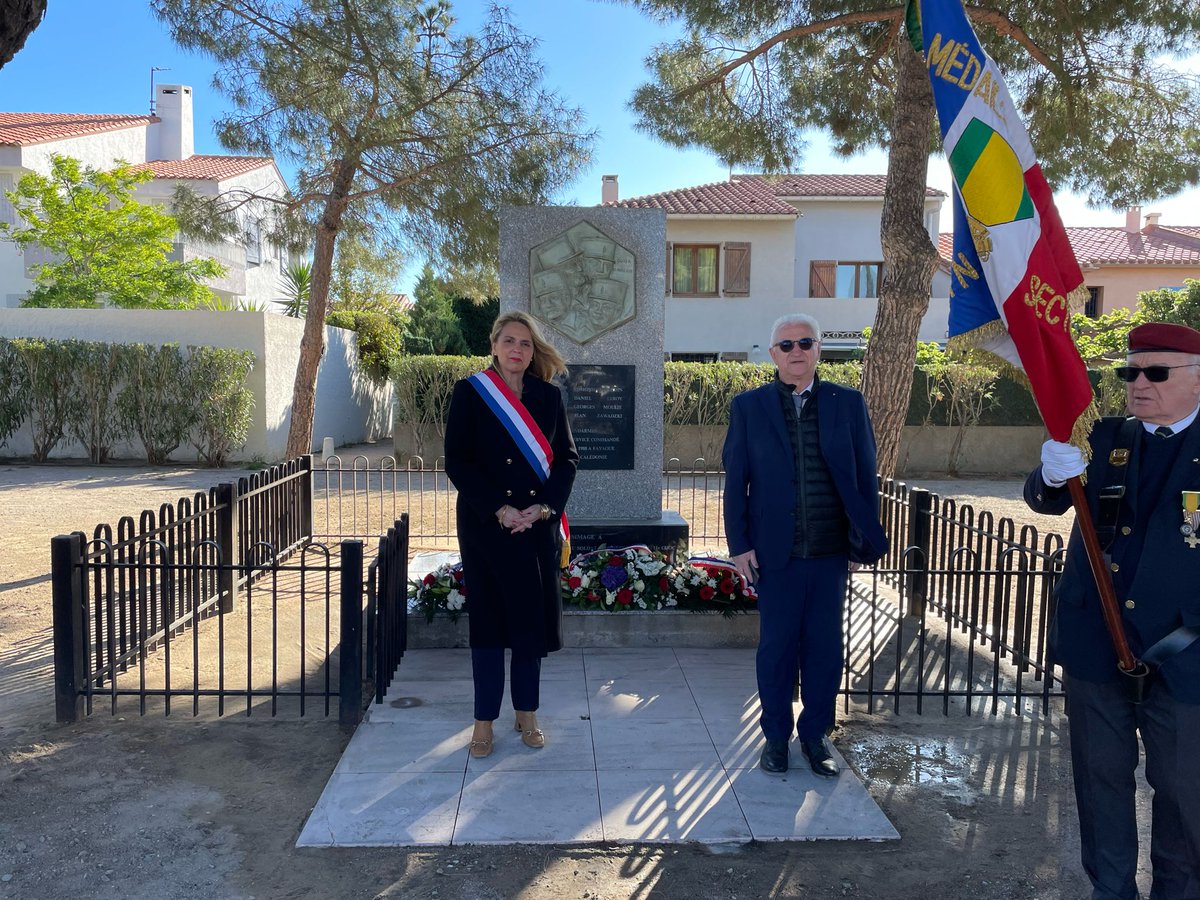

{"left": 279, "top": 260, "right": 312, "bottom": 318}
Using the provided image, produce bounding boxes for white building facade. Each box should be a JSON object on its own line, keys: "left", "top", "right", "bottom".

{"left": 607, "top": 174, "right": 951, "bottom": 359}
{"left": 0, "top": 84, "right": 290, "bottom": 310}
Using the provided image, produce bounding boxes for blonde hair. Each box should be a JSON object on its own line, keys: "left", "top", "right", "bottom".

{"left": 489, "top": 310, "right": 568, "bottom": 380}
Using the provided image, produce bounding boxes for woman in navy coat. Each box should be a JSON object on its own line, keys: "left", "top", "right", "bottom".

{"left": 444, "top": 311, "right": 578, "bottom": 758}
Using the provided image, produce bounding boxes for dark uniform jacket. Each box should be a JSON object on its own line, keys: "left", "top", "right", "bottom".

{"left": 1025, "top": 415, "right": 1200, "bottom": 702}
{"left": 444, "top": 372, "right": 578, "bottom": 655}
{"left": 723, "top": 378, "right": 887, "bottom": 571}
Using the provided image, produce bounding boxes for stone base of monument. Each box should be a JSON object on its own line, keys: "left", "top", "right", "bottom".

{"left": 567, "top": 510, "right": 689, "bottom": 560}
{"left": 406, "top": 608, "right": 759, "bottom": 650}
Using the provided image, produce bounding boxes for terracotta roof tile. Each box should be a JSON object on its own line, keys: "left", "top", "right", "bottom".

{"left": 607, "top": 177, "right": 798, "bottom": 216}
{"left": 129, "top": 155, "right": 275, "bottom": 182}
{"left": 0, "top": 112, "right": 158, "bottom": 146}
{"left": 740, "top": 173, "right": 945, "bottom": 199}
{"left": 608, "top": 173, "right": 944, "bottom": 216}
{"left": 938, "top": 226, "right": 1200, "bottom": 267}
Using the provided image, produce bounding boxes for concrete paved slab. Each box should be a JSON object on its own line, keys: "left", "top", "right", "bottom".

{"left": 299, "top": 648, "right": 898, "bottom": 847}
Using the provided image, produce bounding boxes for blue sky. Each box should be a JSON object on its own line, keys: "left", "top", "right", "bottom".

{"left": 3, "top": 0, "right": 1198, "bottom": 293}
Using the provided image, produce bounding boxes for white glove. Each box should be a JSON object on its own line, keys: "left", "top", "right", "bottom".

{"left": 1040, "top": 439, "right": 1087, "bottom": 487}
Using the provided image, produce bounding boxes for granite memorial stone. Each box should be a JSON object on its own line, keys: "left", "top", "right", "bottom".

{"left": 500, "top": 206, "right": 687, "bottom": 559}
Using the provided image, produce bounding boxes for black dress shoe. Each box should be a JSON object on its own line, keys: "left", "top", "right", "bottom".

{"left": 759, "top": 740, "right": 789, "bottom": 773}
{"left": 800, "top": 738, "right": 839, "bottom": 777}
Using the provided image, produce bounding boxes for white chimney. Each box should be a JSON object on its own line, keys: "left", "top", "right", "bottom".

{"left": 1144, "top": 211, "right": 1162, "bottom": 231}
{"left": 1124, "top": 205, "right": 1142, "bottom": 234}
{"left": 601, "top": 174, "right": 619, "bottom": 205}
{"left": 154, "top": 84, "right": 194, "bottom": 161}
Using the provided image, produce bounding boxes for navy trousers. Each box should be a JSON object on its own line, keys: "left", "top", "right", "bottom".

{"left": 472, "top": 647, "right": 542, "bottom": 721}
{"left": 755, "top": 554, "right": 848, "bottom": 743}
{"left": 1067, "top": 675, "right": 1200, "bottom": 900}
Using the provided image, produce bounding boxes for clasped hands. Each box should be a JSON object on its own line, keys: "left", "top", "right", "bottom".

{"left": 496, "top": 504, "right": 544, "bottom": 533}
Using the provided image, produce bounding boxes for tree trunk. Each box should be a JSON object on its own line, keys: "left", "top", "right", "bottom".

{"left": 861, "top": 37, "right": 939, "bottom": 479}
{"left": 284, "top": 159, "right": 356, "bottom": 459}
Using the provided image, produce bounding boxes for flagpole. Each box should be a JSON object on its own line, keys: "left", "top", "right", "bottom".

{"left": 1065, "top": 475, "right": 1140, "bottom": 673}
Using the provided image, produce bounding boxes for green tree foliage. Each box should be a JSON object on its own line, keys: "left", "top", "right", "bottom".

{"left": 151, "top": 0, "right": 594, "bottom": 458}
{"left": 453, "top": 295, "right": 500, "bottom": 355}
{"left": 0, "top": 155, "right": 224, "bottom": 308}
{"left": 620, "top": 0, "right": 1200, "bottom": 475}
{"left": 1072, "top": 306, "right": 1146, "bottom": 366}
{"left": 409, "top": 263, "right": 469, "bottom": 355}
{"left": 1137, "top": 278, "right": 1200, "bottom": 330}
{"left": 327, "top": 308, "right": 407, "bottom": 382}
{"left": 328, "top": 231, "right": 405, "bottom": 313}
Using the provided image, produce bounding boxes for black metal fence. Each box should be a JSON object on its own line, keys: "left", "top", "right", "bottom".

{"left": 365, "top": 515, "right": 410, "bottom": 706}
{"left": 856, "top": 478, "right": 1067, "bottom": 714}
{"left": 52, "top": 453, "right": 1067, "bottom": 724}
{"left": 50, "top": 456, "right": 408, "bottom": 726}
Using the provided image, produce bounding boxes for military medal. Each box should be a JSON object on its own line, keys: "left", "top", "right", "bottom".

{"left": 1183, "top": 491, "right": 1200, "bottom": 547}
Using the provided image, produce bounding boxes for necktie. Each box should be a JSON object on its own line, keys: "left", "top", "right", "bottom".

{"left": 1155, "top": 425, "right": 1173, "bottom": 438}
{"left": 798, "top": 390, "right": 810, "bottom": 409}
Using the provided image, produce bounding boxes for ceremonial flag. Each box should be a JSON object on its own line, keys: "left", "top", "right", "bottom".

{"left": 907, "top": 0, "right": 1097, "bottom": 448}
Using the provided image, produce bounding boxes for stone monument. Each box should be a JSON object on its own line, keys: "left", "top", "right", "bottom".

{"left": 500, "top": 206, "right": 687, "bottom": 558}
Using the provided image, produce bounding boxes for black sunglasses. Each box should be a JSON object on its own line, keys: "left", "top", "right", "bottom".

{"left": 773, "top": 338, "right": 817, "bottom": 352}
{"left": 1114, "top": 363, "right": 1199, "bottom": 383}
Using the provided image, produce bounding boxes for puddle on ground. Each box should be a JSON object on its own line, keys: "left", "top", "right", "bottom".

{"left": 846, "top": 736, "right": 971, "bottom": 788}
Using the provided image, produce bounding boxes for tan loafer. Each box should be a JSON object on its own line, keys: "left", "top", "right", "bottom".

{"left": 469, "top": 719, "right": 494, "bottom": 758}
{"left": 514, "top": 710, "right": 545, "bottom": 749}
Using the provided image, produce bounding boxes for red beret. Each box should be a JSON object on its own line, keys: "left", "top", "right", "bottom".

{"left": 1128, "top": 322, "right": 1200, "bottom": 355}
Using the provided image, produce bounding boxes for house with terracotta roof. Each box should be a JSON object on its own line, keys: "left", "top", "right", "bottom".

{"left": 0, "top": 84, "right": 290, "bottom": 309}
{"left": 605, "top": 173, "right": 949, "bottom": 360}
{"left": 936, "top": 207, "right": 1200, "bottom": 319}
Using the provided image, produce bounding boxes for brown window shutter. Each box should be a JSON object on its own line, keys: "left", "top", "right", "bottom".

{"left": 809, "top": 260, "right": 836, "bottom": 298}
{"left": 723, "top": 242, "right": 751, "bottom": 296}
{"left": 665, "top": 242, "right": 673, "bottom": 295}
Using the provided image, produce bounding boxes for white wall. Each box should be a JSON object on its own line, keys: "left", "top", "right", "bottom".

{"left": 0, "top": 309, "right": 392, "bottom": 462}
{"left": 665, "top": 217, "right": 796, "bottom": 355}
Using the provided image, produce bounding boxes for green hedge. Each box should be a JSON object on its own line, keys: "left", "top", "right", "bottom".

{"left": 0, "top": 338, "right": 256, "bottom": 465}
{"left": 393, "top": 356, "right": 1113, "bottom": 428}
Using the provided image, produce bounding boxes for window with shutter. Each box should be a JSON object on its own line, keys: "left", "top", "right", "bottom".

{"left": 671, "top": 244, "right": 720, "bottom": 296}
{"left": 810, "top": 260, "right": 836, "bottom": 298}
{"left": 723, "top": 242, "right": 751, "bottom": 296}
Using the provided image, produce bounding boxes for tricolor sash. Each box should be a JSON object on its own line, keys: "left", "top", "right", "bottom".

{"left": 467, "top": 369, "right": 571, "bottom": 551}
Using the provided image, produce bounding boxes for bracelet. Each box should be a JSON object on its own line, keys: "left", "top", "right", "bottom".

{"left": 497, "top": 505, "right": 510, "bottom": 525}
{"left": 540, "top": 504, "right": 554, "bottom": 521}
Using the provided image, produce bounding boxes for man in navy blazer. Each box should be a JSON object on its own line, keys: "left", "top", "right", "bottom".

{"left": 723, "top": 313, "right": 886, "bottom": 776}
{"left": 1025, "top": 321, "right": 1200, "bottom": 900}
